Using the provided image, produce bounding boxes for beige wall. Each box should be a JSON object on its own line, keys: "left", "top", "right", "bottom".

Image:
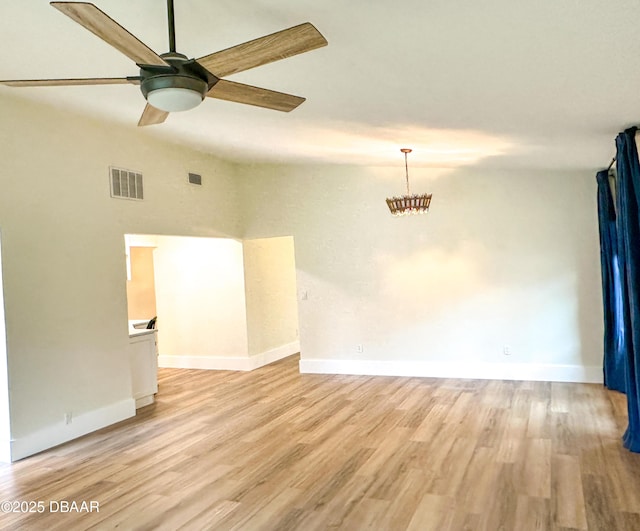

{"left": 0, "top": 91, "right": 242, "bottom": 460}
{"left": 243, "top": 236, "right": 299, "bottom": 356}
{"left": 238, "top": 163, "right": 602, "bottom": 378}
{"left": 126, "top": 247, "right": 157, "bottom": 320}
{"left": 152, "top": 236, "right": 249, "bottom": 359}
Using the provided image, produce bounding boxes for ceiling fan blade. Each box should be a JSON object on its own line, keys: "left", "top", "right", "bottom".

{"left": 0, "top": 77, "right": 139, "bottom": 87}
{"left": 207, "top": 80, "right": 305, "bottom": 112}
{"left": 138, "top": 103, "right": 169, "bottom": 127}
{"left": 50, "top": 2, "right": 169, "bottom": 67}
{"left": 197, "top": 22, "right": 327, "bottom": 78}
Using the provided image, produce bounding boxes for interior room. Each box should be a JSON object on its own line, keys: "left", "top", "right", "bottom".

{"left": 125, "top": 233, "right": 299, "bottom": 372}
{"left": 0, "top": 0, "right": 639, "bottom": 529}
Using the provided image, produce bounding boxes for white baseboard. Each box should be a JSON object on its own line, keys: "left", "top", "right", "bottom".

{"left": 248, "top": 341, "right": 300, "bottom": 370}
{"left": 9, "top": 399, "right": 135, "bottom": 462}
{"left": 158, "top": 341, "right": 300, "bottom": 372}
{"left": 159, "top": 354, "right": 253, "bottom": 371}
{"left": 135, "top": 395, "right": 155, "bottom": 409}
{"left": 299, "top": 358, "right": 603, "bottom": 384}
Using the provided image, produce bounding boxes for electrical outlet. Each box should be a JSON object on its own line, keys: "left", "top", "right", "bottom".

{"left": 356, "top": 344, "right": 364, "bottom": 353}
{"left": 503, "top": 345, "right": 511, "bottom": 356}
{"left": 301, "top": 290, "right": 308, "bottom": 300}
{"left": 64, "top": 412, "right": 72, "bottom": 425}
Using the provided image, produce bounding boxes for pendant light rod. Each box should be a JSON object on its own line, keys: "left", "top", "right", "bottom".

{"left": 167, "top": 0, "right": 176, "bottom": 53}
{"left": 401, "top": 148, "right": 412, "bottom": 195}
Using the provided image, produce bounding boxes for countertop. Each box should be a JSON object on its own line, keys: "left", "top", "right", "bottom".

{"left": 128, "top": 319, "right": 157, "bottom": 338}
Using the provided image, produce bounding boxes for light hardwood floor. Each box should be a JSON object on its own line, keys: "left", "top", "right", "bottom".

{"left": 1, "top": 354, "right": 639, "bottom": 530}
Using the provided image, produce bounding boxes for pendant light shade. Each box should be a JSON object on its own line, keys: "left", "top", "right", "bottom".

{"left": 386, "top": 148, "right": 432, "bottom": 216}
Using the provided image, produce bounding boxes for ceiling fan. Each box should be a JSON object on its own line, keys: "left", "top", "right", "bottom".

{"left": 0, "top": 1, "right": 328, "bottom": 126}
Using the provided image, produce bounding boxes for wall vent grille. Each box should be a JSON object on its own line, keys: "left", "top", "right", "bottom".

{"left": 188, "top": 172, "right": 202, "bottom": 186}
{"left": 110, "top": 167, "right": 143, "bottom": 200}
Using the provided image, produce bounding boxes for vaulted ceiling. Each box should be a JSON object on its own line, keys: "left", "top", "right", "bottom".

{"left": 0, "top": 1, "right": 637, "bottom": 170}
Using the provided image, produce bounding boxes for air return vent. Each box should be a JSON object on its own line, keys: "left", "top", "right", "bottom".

{"left": 188, "top": 172, "right": 202, "bottom": 186}
{"left": 110, "top": 167, "right": 143, "bottom": 200}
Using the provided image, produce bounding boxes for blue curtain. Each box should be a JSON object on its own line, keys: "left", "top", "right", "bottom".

{"left": 596, "top": 169, "right": 626, "bottom": 392}
{"left": 615, "top": 126, "right": 640, "bottom": 452}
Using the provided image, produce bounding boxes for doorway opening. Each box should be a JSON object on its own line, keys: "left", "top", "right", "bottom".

{"left": 124, "top": 234, "right": 300, "bottom": 372}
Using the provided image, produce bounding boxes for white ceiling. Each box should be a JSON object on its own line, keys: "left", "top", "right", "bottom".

{"left": 0, "top": 0, "right": 638, "bottom": 171}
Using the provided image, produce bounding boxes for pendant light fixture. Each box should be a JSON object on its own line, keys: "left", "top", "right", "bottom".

{"left": 386, "top": 148, "right": 432, "bottom": 216}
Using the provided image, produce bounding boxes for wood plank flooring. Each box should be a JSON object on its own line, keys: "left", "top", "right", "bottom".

{"left": 1, "top": 354, "right": 639, "bottom": 530}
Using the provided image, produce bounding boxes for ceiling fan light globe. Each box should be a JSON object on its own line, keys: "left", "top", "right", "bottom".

{"left": 141, "top": 74, "right": 209, "bottom": 112}
{"left": 147, "top": 87, "right": 203, "bottom": 112}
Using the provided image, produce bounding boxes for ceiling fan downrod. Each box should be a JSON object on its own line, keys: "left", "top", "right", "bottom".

{"left": 167, "top": 0, "right": 176, "bottom": 53}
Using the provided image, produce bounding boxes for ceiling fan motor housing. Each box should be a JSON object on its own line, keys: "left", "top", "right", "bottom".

{"left": 140, "top": 53, "right": 218, "bottom": 112}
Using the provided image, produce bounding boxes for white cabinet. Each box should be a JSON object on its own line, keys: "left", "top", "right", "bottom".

{"left": 129, "top": 330, "right": 158, "bottom": 408}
